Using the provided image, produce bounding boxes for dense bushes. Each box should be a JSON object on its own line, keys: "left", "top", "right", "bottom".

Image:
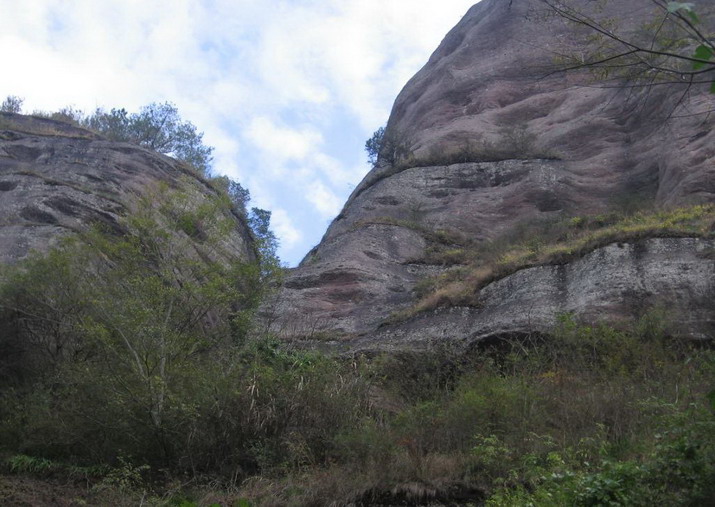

{"left": 1, "top": 266, "right": 713, "bottom": 505}
{"left": 221, "top": 314, "right": 713, "bottom": 506}
{"left": 0, "top": 189, "right": 712, "bottom": 504}
{"left": 0, "top": 186, "right": 267, "bottom": 459}
{"left": 0, "top": 186, "right": 370, "bottom": 491}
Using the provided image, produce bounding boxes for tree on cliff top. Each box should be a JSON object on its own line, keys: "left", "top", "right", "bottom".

{"left": 84, "top": 102, "right": 214, "bottom": 176}
{"left": 0, "top": 96, "right": 23, "bottom": 113}
{"left": 2, "top": 98, "right": 215, "bottom": 177}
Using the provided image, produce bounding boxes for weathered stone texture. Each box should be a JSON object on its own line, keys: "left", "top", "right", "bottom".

{"left": 0, "top": 113, "right": 254, "bottom": 265}
{"left": 354, "top": 238, "right": 715, "bottom": 352}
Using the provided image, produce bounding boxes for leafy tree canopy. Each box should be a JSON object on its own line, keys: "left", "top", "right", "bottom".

{"left": 84, "top": 102, "right": 214, "bottom": 176}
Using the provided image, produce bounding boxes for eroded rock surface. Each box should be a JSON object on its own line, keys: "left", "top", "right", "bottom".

{"left": 0, "top": 113, "right": 254, "bottom": 265}
{"left": 353, "top": 238, "right": 715, "bottom": 352}
{"left": 270, "top": 0, "right": 715, "bottom": 347}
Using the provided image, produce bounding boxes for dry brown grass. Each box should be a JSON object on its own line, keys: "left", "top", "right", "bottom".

{"left": 0, "top": 113, "right": 97, "bottom": 140}
{"left": 392, "top": 204, "right": 715, "bottom": 322}
{"left": 232, "top": 451, "right": 480, "bottom": 506}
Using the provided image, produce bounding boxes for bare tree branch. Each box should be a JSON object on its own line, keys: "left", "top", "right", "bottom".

{"left": 539, "top": 0, "right": 715, "bottom": 89}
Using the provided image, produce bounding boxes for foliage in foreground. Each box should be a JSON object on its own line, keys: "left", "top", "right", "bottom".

{"left": 541, "top": 0, "right": 715, "bottom": 96}
{"left": 0, "top": 183, "right": 284, "bottom": 468}
{"left": 1, "top": 245, "right": 713, "bottom": 507}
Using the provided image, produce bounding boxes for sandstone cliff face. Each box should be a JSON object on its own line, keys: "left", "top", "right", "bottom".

{"left": 0, "top": 113, "right": 255, "bottom": 266}
{"left": 270, "top": 0, "right": 715, "bottom": 348}
{"left": 354, "top": 237, "right": 715, "bottom": 351}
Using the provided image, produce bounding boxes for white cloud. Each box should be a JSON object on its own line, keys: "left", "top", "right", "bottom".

{"left": 245, "top": 117, "right": 323, "bottom": 163}
{"left": 305, "top": 180, "right": 344, "bottom": 219}
{"left": 240, "top": 0, "right": 476, "bottom": 130}
{"left": 270, "top": 208, "right": 302, "bottom": 250}
{"left": 313, "top": 153, "right": 356, "bottom": 188}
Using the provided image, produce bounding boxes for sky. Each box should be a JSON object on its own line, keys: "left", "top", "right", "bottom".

{"left": 0, "top": 0, "right": 477, "bottom": 266}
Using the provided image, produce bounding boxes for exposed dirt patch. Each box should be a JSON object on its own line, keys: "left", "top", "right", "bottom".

{"left": 352, "top": 481, "right": 485, "bottom": 506}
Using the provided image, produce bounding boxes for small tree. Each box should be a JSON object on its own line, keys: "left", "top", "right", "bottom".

{"left": 248, "top": 207, "right": 281, "bottom": 280}
{"left": 83, "top": 107, "right": 131, "bottom": 141}
{"left": 1, "top": 95, "right": 23, "bottom": 113}
{"left": 228, "top": 180, "right": 251, "bottom": 214}
{"left": 50, "top": 106, "right": 84, "bottom": 125}
{"left": 211, "top": 175, "right": 251, "bottom": 215}
{"left": 365, "top": 126, "right": 386, "bottom": 166}
{"left": 365, "top": 125, "right": 413, "bottom": 167}
{"left": 210, "top": 176, "right": 281, "bottom": 282}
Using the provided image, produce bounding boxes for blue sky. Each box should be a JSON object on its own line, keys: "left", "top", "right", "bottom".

{"left": 0, "top": 0, "right": 476, "bottom": 266}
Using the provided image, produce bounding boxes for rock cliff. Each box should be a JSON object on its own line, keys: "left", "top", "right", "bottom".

{"left": 269, "top": 0, "right": 715, "bottom": 349}
{"left": 0, "top": 113, "right": 255, "bottom": 265}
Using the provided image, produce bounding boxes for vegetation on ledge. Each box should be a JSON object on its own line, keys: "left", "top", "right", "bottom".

{"left": 394, "top": 204, "right": 715, "bottom": 321}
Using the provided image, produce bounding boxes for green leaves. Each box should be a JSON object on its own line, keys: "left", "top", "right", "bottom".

{"left": 693, "top": 45, "right": 713, "bottom": 70}
{"left": 82, "top": 102, "right": 214, "bottom": 176}
{"left": 365, "top": 126, "right": 385, "bottom": 166}
{"left": 691, "top": 44, "right": 715, "bottom": 94}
